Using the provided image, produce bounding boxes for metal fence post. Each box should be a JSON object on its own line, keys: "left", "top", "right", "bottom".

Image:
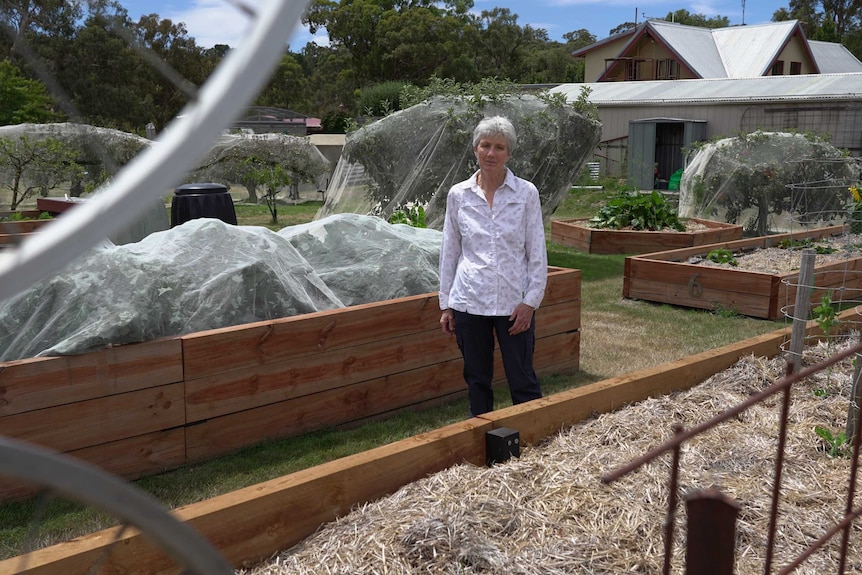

{"left": 685, "top": 488, "right": 740, "bottom": 575}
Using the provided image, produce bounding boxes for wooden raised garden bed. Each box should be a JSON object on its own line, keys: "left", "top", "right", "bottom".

{"left": 623, "top": 225, "right": 857, "bottom": 320}
{"left": 0, "top": 267, "right": 581, "bottom": 500}
{"left": 551, "top": 217, "right": 743, "bottom": 255}
{"left": 0, "top": 210, "right": 53, "bottom": 246}
{"left": 2, "top": 309, "right": 848, "bottom": 574}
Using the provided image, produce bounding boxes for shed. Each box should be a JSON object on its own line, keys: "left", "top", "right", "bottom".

{"left": 550, "top": 73, "right": 862, "bottom": 182}
{"left": 628, "top": 118, "right": 707, "bottom": 190}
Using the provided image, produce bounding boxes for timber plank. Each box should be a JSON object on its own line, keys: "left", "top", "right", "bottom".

{"left": 185, "top": 420, "right": 492, "bottom": 570}
{"left": 184, "top": 295, "right": 577, "bottom": 424}
{"left": 0, "top": 384, "right": 185, "bottom": 452}
{"left": 551, "top": 218, "right": 743, "bottom": 255}
{"left": 627, "top": 258, "right": 774, "bottom": 294}
{"left": 182, "top": 269, "right": 580, "bottom": 381}
{"left": 626, "top": 277, "right": 772, "bottom": 317}
{"left": 0, "top": 339, "right": 182, "bottom": 416}
{"left": 184, "top": 328, "right": 462, "bottom": 421}
{"left": 535, "top": 299, "right": 580, "bottom": 339}
{"left": 181, "top": 294, "right": 442, "bottom": 381}
{"left": 0, "top": 428, "right": 186, "bottom": 501}
{"left": 186, "top": 331, "right": 579, "bottom": 460}
{"left": 185, "top": 315, "right": 578, "bottom": 425}
{"left": 544, "top": 268, "right": 581, "bottom": 304}
{"left": 628, "top": 225, "right": 847, "bottom": 263}
{"left": 186, "top": 359, "right": 468, "bottom": 461}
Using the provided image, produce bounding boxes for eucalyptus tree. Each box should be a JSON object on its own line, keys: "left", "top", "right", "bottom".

{"left": 255, "top": 52, "right": 315, "bottom": 114}
{"left": 375, "top": 6, "right": 475, "bottom": 82}
{"left": 0, "top": 0, "right": 82, "bottom": 60}
{"left": 773, "top": 0, "right": 862, "bottom": 45}
{"left": 132, "top": 14, "right": 214, "bottom": 128}
{"left": 662, "top": 9, "right": 730, "bottom": 27}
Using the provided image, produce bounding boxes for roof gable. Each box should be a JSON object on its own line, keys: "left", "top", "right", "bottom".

{"left": 645, "top": 20, "right": 725, "bottom": 78}
{"left": 577, "top": 19, "right": 837, "bottom": 80}
{"left": 712, "top": 20, "right": 801, "bottom": 77}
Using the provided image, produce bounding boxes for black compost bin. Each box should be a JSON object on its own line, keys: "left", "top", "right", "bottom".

{"left": 170, "top": 183, "right": 237, "bottom": 227}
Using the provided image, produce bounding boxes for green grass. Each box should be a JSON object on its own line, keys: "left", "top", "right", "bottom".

{"left": 546, "top": 242, "right": 624, "bottom": 281}
{"left": 0, "top": 185, "right": 786, "bottom": 557}
{"left": 234, "top": 201, "right": 324, "bottom": 230}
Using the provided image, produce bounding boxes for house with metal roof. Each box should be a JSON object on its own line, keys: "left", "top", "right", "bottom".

{"left": 549, "top": 73, "right": 862, "bottom": 188}
{"left": 574, "top": 19, "right": 862, "bottom": 83}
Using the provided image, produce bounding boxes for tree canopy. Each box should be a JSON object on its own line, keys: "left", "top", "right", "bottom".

{"left": 1, "top": 1, "right": 861, "bottom": 135}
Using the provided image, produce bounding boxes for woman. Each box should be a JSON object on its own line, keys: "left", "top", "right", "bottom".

{"left": 438, "top": 116, "right": 547, "bottom": 417}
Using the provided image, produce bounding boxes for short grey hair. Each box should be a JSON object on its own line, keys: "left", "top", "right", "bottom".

{"left": 472, "top": 116, "right": 517, "bottom": 154}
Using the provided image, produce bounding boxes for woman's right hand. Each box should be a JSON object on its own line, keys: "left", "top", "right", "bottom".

{"left": 440, "top": 309, "right": 455, "bottom": 336}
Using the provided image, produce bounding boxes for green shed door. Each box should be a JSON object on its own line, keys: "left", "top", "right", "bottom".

{"left": 628, "top": 121, "right": 656, "bottom": 190}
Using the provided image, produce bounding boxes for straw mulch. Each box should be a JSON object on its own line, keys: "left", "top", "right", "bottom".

{"left": 242, "top": 336, "right": 862, "bottom": 575}
{"left": 691, "top": 233, "right": 862, "bottom": 275}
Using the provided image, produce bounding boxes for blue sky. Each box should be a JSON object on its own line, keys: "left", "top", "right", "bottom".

{"left": 122, "top": 0, "right": 787, "bottom": 49}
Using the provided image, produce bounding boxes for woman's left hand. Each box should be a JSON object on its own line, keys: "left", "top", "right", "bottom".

{"left": 508, "top": 303, "right": 534, "bottom": 335}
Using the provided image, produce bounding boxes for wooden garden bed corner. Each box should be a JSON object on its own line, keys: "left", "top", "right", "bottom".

{"left": 4, "top": 307, "right": 849, "bottom": 575}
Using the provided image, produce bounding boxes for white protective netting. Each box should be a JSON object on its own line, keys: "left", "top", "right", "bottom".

{"left": 316, "top": 94, "right": 603, "bottom": 230}
{"left": 0, "top": 214, "right": 441, "bottom": 361}
{"left": 187, "top": 132, "right": 331, "bottom": 199}
{"left": 679, "top": 131, "right": 860, "bottom": 235}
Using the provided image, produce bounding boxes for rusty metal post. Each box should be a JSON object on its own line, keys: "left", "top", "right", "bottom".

{"left": 685, "top": 488, "right": 740, "bottom": 575}
{"left": 846, "top": 332, "right": 862, "bottom": 442}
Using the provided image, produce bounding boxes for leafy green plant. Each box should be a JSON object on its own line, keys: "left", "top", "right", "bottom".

{"left": 706, "top": 248, "right": 738, "bottom": 266}
{"left": 358, "top": 81, "right": 412, "bottom": 117}
{"left": 815, "top": 425, "right": 850, "bottom": 457}
{"left": 813, "top": 290, "right": 841, "bottom": 388}
{"left": 711, "top": 303, "right": 740, "bottom": 318}
{"left": 388, "top": 205, "right": 426, "bottom": 228}
{"left": 6, "top": 211, "right": 52, "bottom": 221}
{"left": 777, "top": 237, "right": 836, "bottom": 254}
{"left": 813, "top": 291, "right": 840, "bottom": 337}
{"left": 589, "top": 191, "right": 684, "bottom": 231}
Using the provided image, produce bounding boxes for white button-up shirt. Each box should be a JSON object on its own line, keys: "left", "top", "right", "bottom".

{"left": 439, "top": 168, "right": 547, "bottom": 316}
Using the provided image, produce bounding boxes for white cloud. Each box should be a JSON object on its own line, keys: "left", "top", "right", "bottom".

{"left": 163, "top": 0, "right": 309, "bottom": 49}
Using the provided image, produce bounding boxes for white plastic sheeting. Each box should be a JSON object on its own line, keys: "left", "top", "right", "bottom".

{"left": 0, "top": 214, "right": 441, "bottom": 361}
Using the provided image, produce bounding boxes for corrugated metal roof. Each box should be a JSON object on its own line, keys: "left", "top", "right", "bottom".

{"left": 712, "top": 21, "right": 798, "bottom": 77}
{"left": 810, "top": 41, "right": 862, "bottom": 73}
{"left": 647, "top": 21, "right": 728, "bottom": 78}
{"left": 549, "top": 73, "right": 862, "bottom": 105}
{"left": 579, "top": 19, "right": 860, "bottom": 80}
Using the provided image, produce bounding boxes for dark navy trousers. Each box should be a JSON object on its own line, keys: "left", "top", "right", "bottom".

{"left": 453, "top": 310, "right": 542, "bottom": 417}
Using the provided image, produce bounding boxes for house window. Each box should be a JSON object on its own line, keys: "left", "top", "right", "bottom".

{"left": 625, "top": 60, "right": 639, "bottom": 81}
{"left": 790, "top": 61, "right": 802, "bottom": 75}
{"left": 771, "top": 60, "right": 785, "bottom": 75}
{"left": 656, "top": 59, "right": 680, "bottom": 80}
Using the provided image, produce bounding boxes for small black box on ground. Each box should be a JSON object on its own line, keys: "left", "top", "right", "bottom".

{"left": 486, "top": 427, "right": 520, "bottom": 466}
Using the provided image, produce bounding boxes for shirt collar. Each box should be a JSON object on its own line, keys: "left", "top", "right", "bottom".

{"left": 469, "top": 168, "right": 514, "bottom": 194}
